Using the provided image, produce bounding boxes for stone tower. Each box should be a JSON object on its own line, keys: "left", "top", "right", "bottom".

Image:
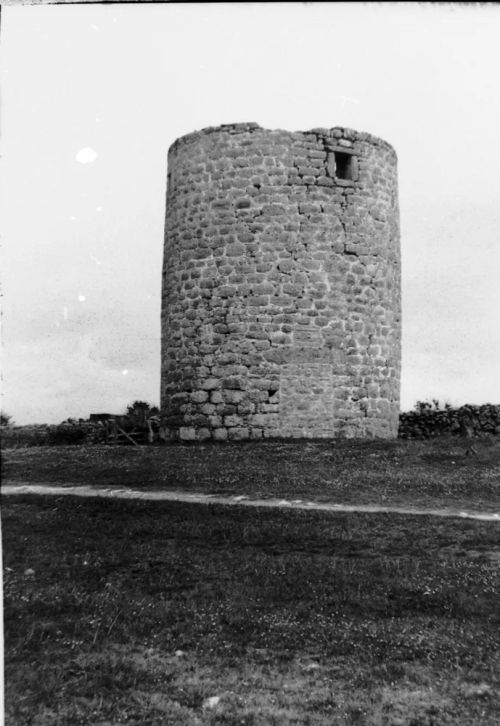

{"left": 161, "top": 123, "right": 401, "bottom": 441}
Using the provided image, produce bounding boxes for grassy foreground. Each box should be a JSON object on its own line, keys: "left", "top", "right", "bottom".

{"left": 3, "top": 493, "right": 500, "bottom": 725}
{"left": 3, "top": 436, "right": 500, "bottom": 511}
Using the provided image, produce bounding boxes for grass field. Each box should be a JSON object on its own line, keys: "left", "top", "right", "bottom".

{"left": 3, "top": 436, "right": 500, "bottom": 511}
{"left": 3, "top": 438, "right": 500, "bottom": 724}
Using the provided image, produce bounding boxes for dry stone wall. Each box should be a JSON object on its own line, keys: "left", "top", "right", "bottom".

{"left": 161, "top": 123, "right": 401, "bottom": 440}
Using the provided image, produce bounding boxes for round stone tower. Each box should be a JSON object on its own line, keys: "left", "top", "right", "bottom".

{"left": 161, "top": 123, "right": 401, "bottom": 441}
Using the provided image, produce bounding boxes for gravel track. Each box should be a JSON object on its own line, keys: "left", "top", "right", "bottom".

{"left": 3, "top": 482, "right": 500, "bottom": 522}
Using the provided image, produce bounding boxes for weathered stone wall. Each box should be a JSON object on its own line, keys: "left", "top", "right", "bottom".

{"left": 161, "top": 123, "right": 401, "bottom": 440}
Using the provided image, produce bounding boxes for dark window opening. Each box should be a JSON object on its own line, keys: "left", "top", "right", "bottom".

{"left": 334, "top": 152, "right": 355, "bottom": 180}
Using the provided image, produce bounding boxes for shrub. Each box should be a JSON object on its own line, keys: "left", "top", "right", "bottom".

{"left": 1, "top": 425, "right": 51, "bottom": 447}
{"left": 2, "top": 421, "right": 108, "bottom": 448}
{"left": 46, "top": 424, "right": 88, "bottom": 446}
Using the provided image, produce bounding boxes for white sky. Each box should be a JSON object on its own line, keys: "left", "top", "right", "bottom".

{"left": 1, "top": 2, "right": 500, "bottom": 425}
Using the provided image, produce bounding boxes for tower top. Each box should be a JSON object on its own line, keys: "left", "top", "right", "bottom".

{"left": 168, "top": 122, "right": 397, "bottom": 159}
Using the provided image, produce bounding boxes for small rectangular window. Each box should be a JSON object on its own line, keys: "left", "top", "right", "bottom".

{"left": 334, "top": 151, "right": 355, "bottom": 180}
{"left": 326, "top": 149, "right": 358, "bottom": 183}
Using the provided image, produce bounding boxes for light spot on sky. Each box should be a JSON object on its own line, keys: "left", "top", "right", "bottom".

{"left": 338, "top": 95, "right": 360, "bottom": 107}
{"left": 122, "top": 369, "right": 128, "bottom": 376}
{"left": 78, "top": 295, "right": 86, "bottom": 302}
{"left": 76, "top": 147, "right": 98, "bottom": 164}
{"left": 96, "top": 206, "right": 103, "bottom": 212}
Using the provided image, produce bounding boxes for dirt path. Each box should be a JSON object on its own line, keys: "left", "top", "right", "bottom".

{"left": 3, "top": 482, "right": 500, "bottom": 522}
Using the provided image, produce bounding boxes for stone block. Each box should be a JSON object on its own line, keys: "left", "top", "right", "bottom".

{"left": 222, "top": 376, "right": 246, "bottom": 390}
{"left": 171, "top": 392, "right": 189, "bottom": 405}
{"left": 282, "top": 283, "right": 303, "bottom": 296}
{"left": 202, "top": 378, "right": 221, "bottom": 391}
{"left": 238, "top": 232, "right": 255, "bottom": 243}
{"left": 261, "top": 204, "right": 287, "bottom": 216}
{"left": 263, "top": 349, "right": 287, "bottom": 364}
{"left": 223, "top": 390, "right": 245, "bottom": 404}
{"left": 298, "top": 167, "right": 321, "bottom": 177}
{"left": 218, "top": 285, "right": 237, "bottom": 298}
{"left": 277, "top": 260, "right": 293, "bottom": 273}
{"left": 228, "top": 427, "right": 250, "bottom": 440}
{"left": 252, "top": 282, "right": 275, "bottom": 295}
{"left": 224, "top": 414, "right": 244, "bottom": 427}
{"left": 248, "top": 295, "right": 269, "bottom": 306}
{"left": 200, "top": 403, "right": 216, "bottom": 415}
{"left": 190, "top": 414, "right": 210, "bottom": 427}
{"left": 270, "top": 332, "right": 291, "bottom": 346}
{"left": 226, "top": 243, "right": 246, "bottom": 256}
{"left": 179, "top": 427, "right": 196, "bottom": 441}
{"left": 237, "top": 401, "right": 255, "bottom": 415}
{"left": 191, "top": 390, "right": 209, "bottom": 403}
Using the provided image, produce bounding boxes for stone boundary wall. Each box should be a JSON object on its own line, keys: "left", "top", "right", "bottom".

{"left": 0, "top": 423, "right": 106, "bottom": 447}
{"left": 161, "top": 123, "right": 401, "bottom": 440}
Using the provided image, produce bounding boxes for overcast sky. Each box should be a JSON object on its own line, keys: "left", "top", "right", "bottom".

{"left": 2, "top": 2, "right": 500, "bottom": 425}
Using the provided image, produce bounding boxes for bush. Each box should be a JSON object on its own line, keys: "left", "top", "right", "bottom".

{"left": 46, "top": 424, "right": 88, "bottom": 446}
{"left": 398, "top": 400, "right": 500, "bottom": 439}
{"left": 2, "top": 421, "right": 108, "bottom": 448}
{"left": 1, "top": 425, "right": 51, "bottom": 447}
